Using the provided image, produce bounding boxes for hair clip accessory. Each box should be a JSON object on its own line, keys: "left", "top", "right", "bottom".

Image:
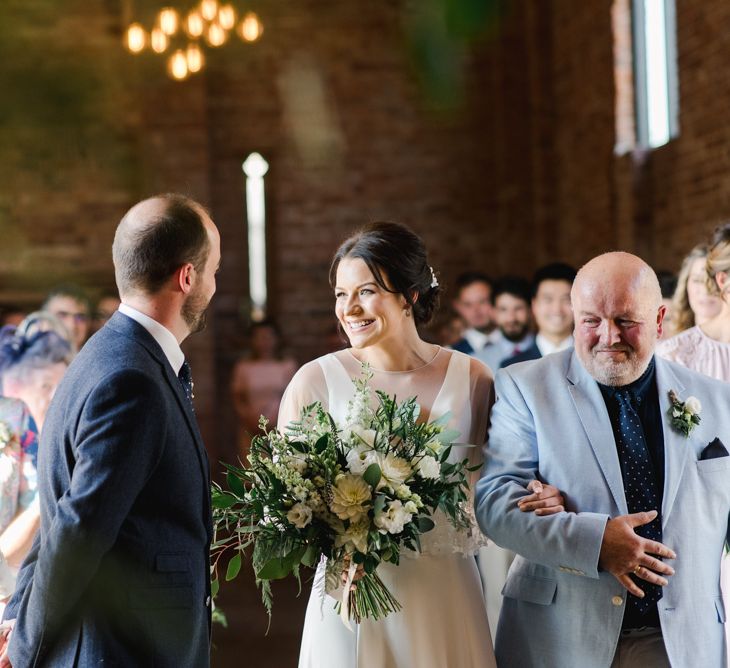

{"left": 429, "top": 266, "right": 439, "bottom": 289}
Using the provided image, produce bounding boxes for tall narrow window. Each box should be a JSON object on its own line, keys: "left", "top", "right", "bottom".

{"left": 612, "top": 0, "right": 678, "bottom": 152}
{"left": 242, "top": 152, "right": 269, "bottom": 321}
{"left": 633, "top": 0, "right": 678, "bottom": 148}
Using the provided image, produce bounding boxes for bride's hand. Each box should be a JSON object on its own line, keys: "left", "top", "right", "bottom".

{"left": 517, "top": 479, "right": 565, "bottom": 516}
{"left": 341, "top": 555, "right": 365, "bottom": 591}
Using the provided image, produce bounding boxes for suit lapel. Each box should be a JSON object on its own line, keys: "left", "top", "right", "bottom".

{"left": 654, "top": 358, "right": 690, "bottom": 529}
{"left": 566, "top": 352, "right": 628, "bottom": 515}
{"left": 107, "top": 312, "right": 211, "bottom": 484}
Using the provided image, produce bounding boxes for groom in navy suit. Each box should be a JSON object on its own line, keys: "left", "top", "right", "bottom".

{"left": 1, "top": 194, "right": 220, "bottom": 667}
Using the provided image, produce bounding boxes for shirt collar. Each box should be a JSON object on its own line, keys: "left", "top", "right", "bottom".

{"left": 463, "top": 328, "right": 490, "bottom": 351}
{"left": 535, "top": 333, "right": 573, "bottom": 356}
{"left": 598, "top": 356, "right": 656, "bottom": 404}
{"left": 118, "top": 303, "right": 185, "bottom": 375}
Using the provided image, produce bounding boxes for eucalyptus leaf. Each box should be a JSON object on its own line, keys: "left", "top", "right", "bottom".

{"left": 225, "top": 553, "right": 242, "bottom": 581}
{"left": 256, "top": 557, "right": 292, "bottom": 580}
{"left": 212, "top": 493, "right": 238, "bottom": 510}
{"left": 417, "top": 516, "right": 435, "bottom": 532}
{"left": 363, "top": 463, "right": 382, "bottom": 489}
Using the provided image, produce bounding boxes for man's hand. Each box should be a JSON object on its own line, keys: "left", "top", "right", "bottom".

{"left": 0, "top": 618, "right": 15, "bottom": 668}
{"left": 517, "top": 480, "right": 565, "bottom": 516}
{"left": 599, "top": 510, "right": 676, "bottom": 597}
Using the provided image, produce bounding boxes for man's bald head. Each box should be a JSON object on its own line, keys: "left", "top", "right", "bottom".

{"left": 572, "top": 252, "right": 666, "bottom": 386}
{"left": 113, "top": 194, "right": 211, "bottom": 297}
{"left": 572, "top": 252, "right": 662, "bottom": 312}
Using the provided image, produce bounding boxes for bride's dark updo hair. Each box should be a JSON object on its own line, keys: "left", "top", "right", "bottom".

{"left": 329, "top": 221, "right": 441, "bottom": 325}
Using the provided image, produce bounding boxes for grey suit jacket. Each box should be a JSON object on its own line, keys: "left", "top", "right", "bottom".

{"left": 475, "top": 349, "right": 730, "bottom": 667}
{"left": 4, "top": 312, "right": 213, "bottom": 667}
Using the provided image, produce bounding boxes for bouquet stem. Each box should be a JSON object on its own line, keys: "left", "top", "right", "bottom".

{"left": 347, "top": 572, "right": 402, "bottom": 625}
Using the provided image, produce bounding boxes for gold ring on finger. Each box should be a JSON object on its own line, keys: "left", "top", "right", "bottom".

{"left": 633, "top": 565, "right": 641, "bottom": 575}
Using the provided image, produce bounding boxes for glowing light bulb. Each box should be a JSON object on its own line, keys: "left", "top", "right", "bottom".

{"left": 238, "top": 13, "right": 263, "bottom": 42}
{"left": 186, "top": 11, "right": 204, "bottom": 37}
{"left": 168, "top": 50, "right": 189, "bottom": 80}
{"left": 206, "top": 22, "right": 227, "bottom": 47}
{"left": 126, "top": 23, "right": 147, "bottom": 53}
{"left": 158, "top": 8, "right": 179, "bottom": 35}
{"left": 186, "top": 43, "right": 205, "bottom": 73}
{"left": 218, "top": 4, "right": 236, "bottom": 30}
{"left": 150, "top": 28, "right": 169, "bottom": 53}
{"left": 200, "top": 0, "right": 218, "bottom": 21}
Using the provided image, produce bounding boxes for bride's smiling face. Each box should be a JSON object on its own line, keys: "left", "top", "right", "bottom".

{"left": 334, "top": 257, "right": 409, "bottom": 349}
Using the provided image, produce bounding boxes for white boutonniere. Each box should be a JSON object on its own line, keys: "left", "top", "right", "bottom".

{"left": 0, "top": 422, "right": 13, "bottom": 451}
{"left": 668, "top": 390, "right": 701, "bottom": 437}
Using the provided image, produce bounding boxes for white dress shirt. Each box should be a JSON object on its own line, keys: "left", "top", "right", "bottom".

{"left": 535, "top": 334, "right": 573, "bottom": 357}
{"left": 118, "top": 303, "right": 185, "bottom": 375}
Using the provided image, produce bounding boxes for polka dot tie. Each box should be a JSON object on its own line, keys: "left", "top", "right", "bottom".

{"left": 613, "top": 389, "right": 662, "bottom": 613}
{"left": 178, "top": 361, "right": 195, "bottom": 411}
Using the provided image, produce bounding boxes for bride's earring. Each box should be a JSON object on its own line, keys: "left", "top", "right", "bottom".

{"left": 404, "top": 308, "right": 411, "bottom": 318}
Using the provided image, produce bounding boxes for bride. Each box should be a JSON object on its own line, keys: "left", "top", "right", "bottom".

{"left": 278, "top": 221, "right": 563, "bottom": 667}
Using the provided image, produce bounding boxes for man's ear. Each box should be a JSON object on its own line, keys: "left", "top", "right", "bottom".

{"left": 656, "top": 304, "right": 667, "bottom": 338}
{"left": 177, "top": 263, "right": 195, "bottom": 295}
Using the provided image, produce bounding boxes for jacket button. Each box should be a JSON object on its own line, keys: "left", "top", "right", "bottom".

{"left": 206, "top": 596, "right": 211, "bottom": 607}
{"left": 611, "top": 596, "right": 623, "bottom": 606}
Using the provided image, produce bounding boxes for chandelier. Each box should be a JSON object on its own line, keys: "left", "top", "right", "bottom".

{"left": 124, "top": 1, "right": 263, "bottom": 81}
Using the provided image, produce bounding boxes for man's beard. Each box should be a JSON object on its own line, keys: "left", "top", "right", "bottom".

{"left": 501, "top": 322, "right": 529, "bottom": 342}
{"left": 182, "top": 288, "right": 210, "bottom": 334}
{"left": 582, "top": 347, "right": 648, "bottom": 386}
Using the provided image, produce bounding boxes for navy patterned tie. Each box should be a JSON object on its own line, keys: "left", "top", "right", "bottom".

{"left": 612, "top": 389, "right": 662, "bottom": 613}
{"left": 178, "top": 361, "right": 195, "bottom": 411}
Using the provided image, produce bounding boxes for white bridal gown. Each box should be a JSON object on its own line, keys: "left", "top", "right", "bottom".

{"left": 278, "top": 347, "right": 497, "bottom": 668}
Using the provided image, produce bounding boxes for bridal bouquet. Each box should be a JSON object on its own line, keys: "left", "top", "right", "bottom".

{"left": 211, "top": 366, "right": 476, "bottom": 626}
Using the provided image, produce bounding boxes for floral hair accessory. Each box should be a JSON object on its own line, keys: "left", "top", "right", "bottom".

{"left": 429, "top": 266, "right": 439, "bottom": 289}
{"left": 668, "top": 390, "right": 701, "bottom": 437}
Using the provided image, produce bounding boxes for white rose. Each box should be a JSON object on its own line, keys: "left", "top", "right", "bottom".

{"left": 416, "top": 455, "right": 440, "bottom": 480}
{"left": 684, "top": 396, "right": 702, "bottom": 415}
{"left": 374, "top": 500, "right": 413, "bottom": 535}
{"left": 286, "top": 502, "right": 313, "bottom": 529}
{"left": 395, "top": 484, "right": 412, "bottom": 500}
{"left": 380, "top": 453, "right": 412, "bottom": 489}
{"left": 330, "top": 474, "right": 372, "bottom": 521}
{"left": 346, "top": 446, "right": 381, "bottom": 475}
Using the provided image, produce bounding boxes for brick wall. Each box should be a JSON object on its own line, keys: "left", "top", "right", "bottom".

{"left": 3, "top": 0, "right": 730, "bottom": 663}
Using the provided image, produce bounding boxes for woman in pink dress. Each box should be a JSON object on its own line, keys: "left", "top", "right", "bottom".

{"left": 657, "top": 226, "right": 730, "bottom": 661}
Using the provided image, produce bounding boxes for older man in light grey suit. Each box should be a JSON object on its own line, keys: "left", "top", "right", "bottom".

{"left": 476, "top": 252, "right": 730, "bottom": 667}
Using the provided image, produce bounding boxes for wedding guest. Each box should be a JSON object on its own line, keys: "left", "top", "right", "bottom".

{"left": 501, "top": 262, "right": 576, "bottom": 367}
{"left": 668, "top": 244, "right": 722, "bottom": 337}
{"left": 42, "top": 284, "right": 92, "bottom": 351}
{"left": 451, "top": 271, "right": 497, "bottom": 355}
{"left": 0, "top": 398, "right": 37, "bottom": 575}
{"left": 280, "top": 222, "right": 564, "bottom": 667}
{"left": 657, "top": 224, "right": 730, "bottom": 662}
{"left": 0, "top": 325, "right": 72, "bottom": 574}
{"left": 0, "top": 326, "right": 72, "bottom": 433}
{"left": 92, "top": 292, "right": 121, "bottom": 333}
{"left": 477, "top": 276, "right": 534, "bottom": 372}
{"left": 230, "top": 319, "right": 297, "bottom": 457}
{"left": 477, "top": 251, "right": 730, "bottom": 667}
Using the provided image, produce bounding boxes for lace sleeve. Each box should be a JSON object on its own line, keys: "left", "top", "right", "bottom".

{"left": 277, "top": 359, "right": 329, "bottom": 429}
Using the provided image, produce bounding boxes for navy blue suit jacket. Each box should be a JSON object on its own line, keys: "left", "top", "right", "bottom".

{"left": 452, "top": 338, "right": 475, "bottom": 355}
{"left": 5, "top": 312, "right": 213, "bottom": 667}
{"left": 500, "top": 342, "right": 542, "bottom": 368}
